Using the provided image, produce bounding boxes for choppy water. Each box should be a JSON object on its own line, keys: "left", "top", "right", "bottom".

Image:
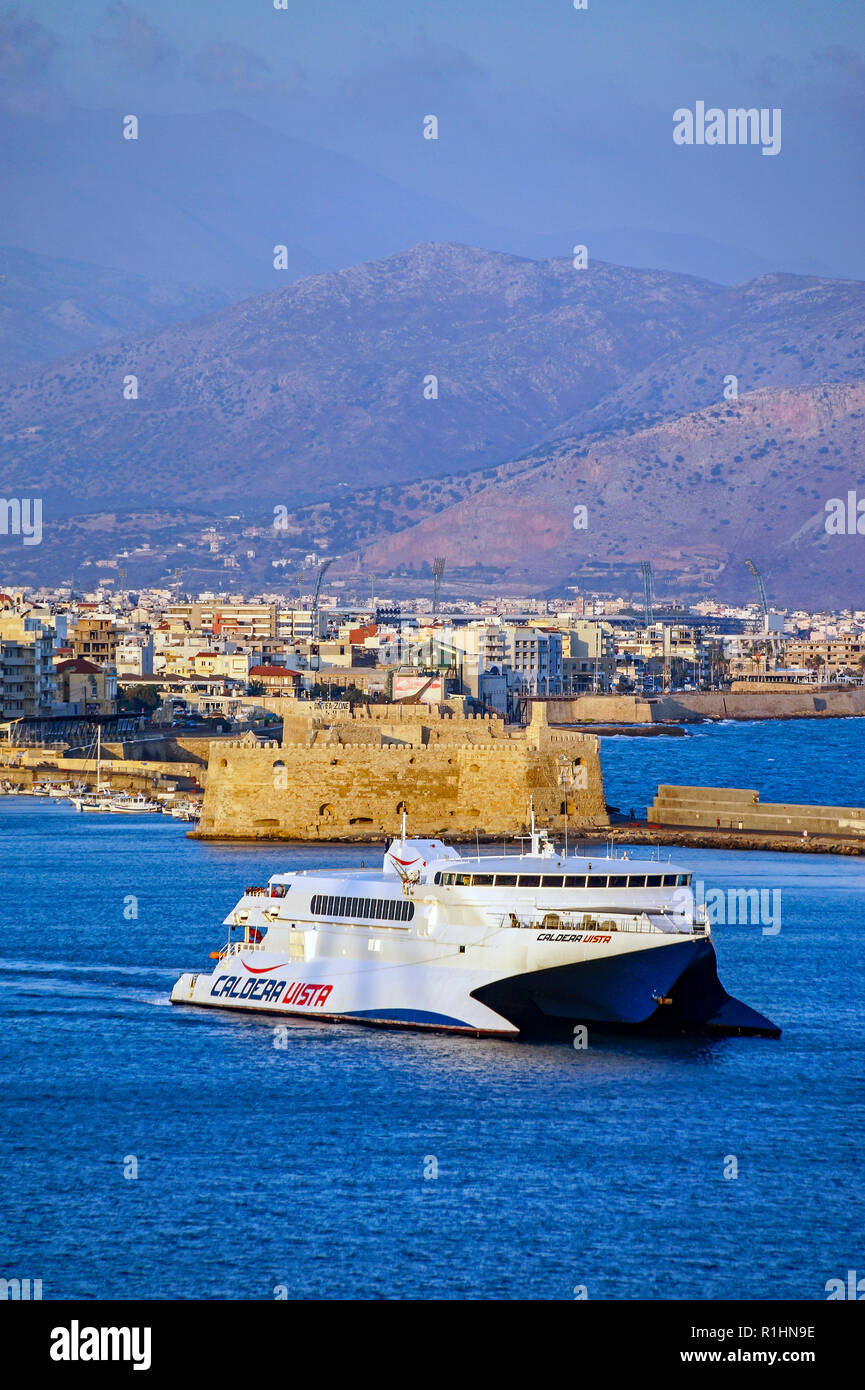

{"left": 1, "top": 720, "right": 863, "bottom": 1300}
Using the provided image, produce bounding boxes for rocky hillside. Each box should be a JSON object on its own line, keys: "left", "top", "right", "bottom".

{"left": 359, "top": 382, "right": 865, "bottom": 606}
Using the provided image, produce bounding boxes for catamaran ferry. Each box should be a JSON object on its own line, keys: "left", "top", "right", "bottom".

{"left": 170, "top": 818, "right": 780, "bottom": 1040}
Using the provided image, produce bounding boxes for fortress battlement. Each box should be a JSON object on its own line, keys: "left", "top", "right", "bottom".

{"left": 197, "top": 702, "right": 607, "bottom": 841}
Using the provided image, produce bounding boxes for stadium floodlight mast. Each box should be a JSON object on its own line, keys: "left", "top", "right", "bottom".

{"left": 432, "top": 556, "right": 446, "bottom": 617}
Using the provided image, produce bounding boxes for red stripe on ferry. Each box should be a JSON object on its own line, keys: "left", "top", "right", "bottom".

{"left": 241, "top": 960, "right": 290, "bottom": 974}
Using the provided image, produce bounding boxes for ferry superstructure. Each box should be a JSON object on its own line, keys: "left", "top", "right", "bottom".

{"left": 170, "top": 821, "right": 780, "bottom": 1039}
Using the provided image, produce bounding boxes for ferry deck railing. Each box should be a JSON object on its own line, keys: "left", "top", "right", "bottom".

{"left": 505, "top": 910, "right": 707, "bottom": 936}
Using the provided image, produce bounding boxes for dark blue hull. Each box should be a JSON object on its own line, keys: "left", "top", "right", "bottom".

{"left": 471, "top": 936, "right": 780, "bottom": 1039}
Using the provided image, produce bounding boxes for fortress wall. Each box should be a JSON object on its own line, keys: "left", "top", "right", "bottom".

{"left": 196, "top": 723, "right": 608, "bottom": 841}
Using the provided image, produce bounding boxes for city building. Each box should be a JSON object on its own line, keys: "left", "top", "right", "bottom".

{"left": 55, "top": 657, "right": 117, "bottom": 715}
{"left": 0, "top": 610, "right": 58, "bottom": 719}
{"left": 70, "top": 615, "right": 117, "bottom": 664}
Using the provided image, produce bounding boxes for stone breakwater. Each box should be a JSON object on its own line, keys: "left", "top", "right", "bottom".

{"left": 193, "top": 701, "right": 608, "bottom": 841}
{"left": 580, "top": 826, "right": 865, "bottom": 857}
{"left": 648, "top": 784, "right": 865, "bottom": 838}
{"left": 544, "top": 687, "right": 865, "bottom": 724}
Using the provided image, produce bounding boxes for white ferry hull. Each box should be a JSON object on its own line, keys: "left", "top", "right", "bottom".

{"left": 169, "top": 831, "right": 780, "bottom": 1041}
{"left": 170, "top": 932, "right": 777, "bottom": 1039}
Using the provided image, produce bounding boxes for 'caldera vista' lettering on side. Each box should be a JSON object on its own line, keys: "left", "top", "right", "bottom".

{"left": 209, "top": 974, "right": 333, "bottom": 1007}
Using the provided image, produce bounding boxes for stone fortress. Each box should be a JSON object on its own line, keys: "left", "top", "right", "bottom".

{"left": 195, "top": 699, "right": 608, "bottom": 841}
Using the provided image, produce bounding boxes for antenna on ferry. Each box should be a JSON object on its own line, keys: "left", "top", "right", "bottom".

{"left": 401, "top": 807, "right": 407, "bottom": 844}
{"left": 529, "top": 796, "right": 540, "bottom": 857}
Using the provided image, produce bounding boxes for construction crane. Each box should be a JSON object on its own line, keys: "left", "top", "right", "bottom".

{"left": 432, "top": 556, "right": 446, "bottom": 617}
{"left": 744, "top": 558, "right": 769, "bottom": 634}
{"left": 311, "top": 558, "right": 333, "bottom": 637}
{"left": 639, "top": 560, "right": 655, "bottom": 628}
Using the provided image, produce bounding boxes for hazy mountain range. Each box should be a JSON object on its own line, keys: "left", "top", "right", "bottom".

{"left": 0, "top": 246, "right": 231, "bottom": 371}
{"left": 0, "top": 105, "right": 834, "bottom": 308}
{"left": 1, "top": 241, "right": 863, "bottom": 604}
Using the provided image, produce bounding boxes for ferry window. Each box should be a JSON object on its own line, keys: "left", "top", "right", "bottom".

{"left": 455, "top": 873, "right": 472, "bottom": 886}
{"left": 663, "top": 875, "right": 678, "bottom": 887}
{"left": 645, "top": 875, "right": 663, "bottom": 887}
{"left": 587, "top": 875, "right": 608, "bottom": 888}
{"left": 308, "top": 894, "right": 416, "bottom": 923}
{"left": 518, "top": 874, "right": 540, "bottom": 888}
{"left": 495, "top": 874, "right": 518, "bottom": 887}
{"left": 628, "top": 876, "right": 646, "bottom": 888}
{"left": 564, "top": 875, "right": 586, "bottom": 888}
{"left": 677, "top": 874, "right": 691, "bottom": 886}
{"left": 540, "top": 875, "right": 564, "bottom": 888}
{"left": 473, "top": 873, "right": 495, "bottom": 886}
{"left": 434, "top": 872, "right": 441, "bottom": 885}
{"left": 607, "top": 876, "right": 628, "bottom": 888}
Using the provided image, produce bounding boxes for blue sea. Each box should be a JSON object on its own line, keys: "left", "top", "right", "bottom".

{"left": 1, "top": 718, "right": 863, "bottom": 1301}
